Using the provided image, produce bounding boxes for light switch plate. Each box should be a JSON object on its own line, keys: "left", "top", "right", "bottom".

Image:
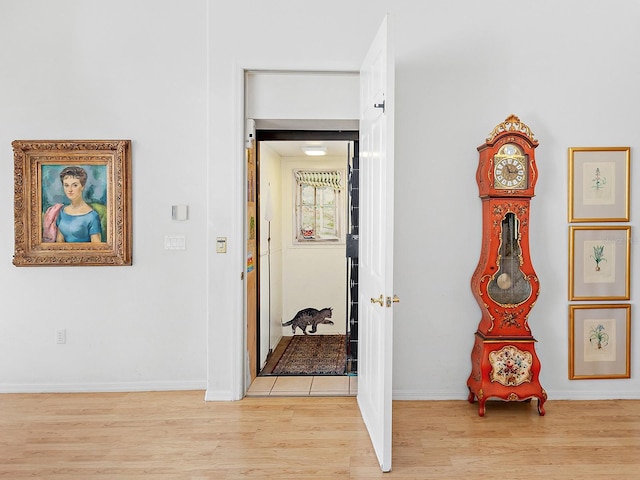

{"left": 216, "top": 237, "right": 227, "bottom": 253}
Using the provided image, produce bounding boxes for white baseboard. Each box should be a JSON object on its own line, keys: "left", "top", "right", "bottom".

{"left": 0, "top": 380, "right": 206, "bottom": 394}
{"left": 3, "top": 384, "right": 636, "bottom": 402}
{"left": 391, "top": 389, "right": 640, "bottom": 401}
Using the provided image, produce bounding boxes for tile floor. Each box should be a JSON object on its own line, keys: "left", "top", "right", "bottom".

{"left": 246, "top": 375, "right": 357, "bottom": 397}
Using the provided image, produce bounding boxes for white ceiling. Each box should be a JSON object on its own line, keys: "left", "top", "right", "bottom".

{"left": 261, "top": 140, "right": 350, "bottom": 158}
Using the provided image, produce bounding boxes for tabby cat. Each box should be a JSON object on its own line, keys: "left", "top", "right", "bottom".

{"left": 282, "top": 307, "right": 333, "bottom": 335}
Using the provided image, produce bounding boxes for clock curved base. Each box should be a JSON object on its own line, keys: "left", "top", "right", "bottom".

{"left": 467, "top": 387, "right": 547, "bottom": 417}
{"left": 467, "top": 334, "right": 546, "bottom": 417}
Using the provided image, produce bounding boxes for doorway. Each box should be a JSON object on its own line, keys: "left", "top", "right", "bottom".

{"left": 252, "top": 130, "right": 359, "bottom": 386}
{"left": 236, "top": 17, "right": 394, "bottom": 469}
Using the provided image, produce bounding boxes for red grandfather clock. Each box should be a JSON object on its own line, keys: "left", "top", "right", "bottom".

{"left": 467, "top": 115, "right": 547, "bottom": 417}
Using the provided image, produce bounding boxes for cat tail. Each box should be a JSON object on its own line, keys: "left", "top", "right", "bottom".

{"left": 282, "top": 319, "right": 293, "bottom": 326}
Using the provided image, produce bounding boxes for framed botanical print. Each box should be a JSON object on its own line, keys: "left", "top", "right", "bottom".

{"left": 568, "top": 147, "right": 630, "bottom": 222}
{"left": 569, "top": 226, "right": 630, "bottom": 300}
{"left": 569, "top": 304, "right": 631, "bottom": 379}
{"left": 12, "top": 140, "right": 132, "bottom": 266}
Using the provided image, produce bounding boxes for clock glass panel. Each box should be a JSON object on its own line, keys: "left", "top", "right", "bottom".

{"left": 487, "top": 212, "right": 532, "bottom": 305}
{"left": 493, "top": 143, "right": 527, "bottom": 189}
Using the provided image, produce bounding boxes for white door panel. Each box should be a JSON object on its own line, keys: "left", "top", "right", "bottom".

{"left": 357, "top": 14, "right": 395, "bottom": 473}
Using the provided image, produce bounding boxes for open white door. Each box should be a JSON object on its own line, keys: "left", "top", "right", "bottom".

{"left": 358, "top": 15, "right": 395, "bottom": 473}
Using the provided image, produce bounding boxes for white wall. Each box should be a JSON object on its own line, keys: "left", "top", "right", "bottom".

{"left": 211, "top": 0, "right": 640, "bottom": 401}
{"left": 258, "top": 143, "right": 283, "bottom": 361}
{"left": 0, "top": 0, "right": 208, "bottom": 392}
{"left": 246, "top": 71, "right": 359, "bottom": 125}
{"left": 280, "top": 156, "right": 347, "bottom": 336}
{"left": 2, "top": 0, "right": 639, "bottom": 401}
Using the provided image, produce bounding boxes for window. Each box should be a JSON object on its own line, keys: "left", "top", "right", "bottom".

{"left": 294, "top": 170, "right": 343, "bottom": 242}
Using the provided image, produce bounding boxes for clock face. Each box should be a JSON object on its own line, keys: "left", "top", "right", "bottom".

{"left": 493, "top": 144, "right": 528, "bottom": 189}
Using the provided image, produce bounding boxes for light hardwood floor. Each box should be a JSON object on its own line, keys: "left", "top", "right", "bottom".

{"left": 1, "top": 391, "right": 639, "bottom": 479}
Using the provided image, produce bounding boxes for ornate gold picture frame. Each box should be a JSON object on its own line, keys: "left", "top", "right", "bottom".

{"left": 12, "top": 140, "right": 132, "bottom": 266}
{"left": 568, "top": 147, "right": 630, "bottom": 222}
{"left": 569, "top": 304, "right": 631, "bottom": 379}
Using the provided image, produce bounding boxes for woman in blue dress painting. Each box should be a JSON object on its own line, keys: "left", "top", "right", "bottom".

{"left": 55, "top": 166, "right": 102, "bottom": 243}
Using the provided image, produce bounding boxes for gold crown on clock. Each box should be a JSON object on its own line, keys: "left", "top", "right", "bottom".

{"left": 485, "top": 114, "right": 538, "bottom": 144}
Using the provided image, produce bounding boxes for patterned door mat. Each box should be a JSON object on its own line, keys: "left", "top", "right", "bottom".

{"left": 272, "top": 334, "right": 347, "bottom": 375}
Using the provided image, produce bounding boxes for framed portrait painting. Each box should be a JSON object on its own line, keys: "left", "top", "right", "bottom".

{"left": 12, "top": 140, "right": 132, "bottom": 266}
{"left": 569, "top": 304, "right": 631, "bottom": 380}
{"left": 568, "top": 226, "right": 630, "bottom": 301}
{"left": 568, "top": 147, "right": 630, "bottom": 222}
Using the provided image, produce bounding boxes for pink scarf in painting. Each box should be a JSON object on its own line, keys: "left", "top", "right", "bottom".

{"left": 42, "top": 203, "right": 64, "bottom": 242}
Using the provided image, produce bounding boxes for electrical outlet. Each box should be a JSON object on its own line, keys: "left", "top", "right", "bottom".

{"left": 56, "top": 329, "right": 67, "bottom": 344}
{"left": 164, "top": 235, "right": 186, "bottom": 250}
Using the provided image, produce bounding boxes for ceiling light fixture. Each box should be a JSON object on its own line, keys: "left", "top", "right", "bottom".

{"left": 302, "top": 146, "right": 327, "bottom": 156}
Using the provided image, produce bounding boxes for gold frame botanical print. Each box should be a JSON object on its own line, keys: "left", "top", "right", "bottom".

{"left": 12, "top": 140, "right": 132, "bottom": 266}
{"left": 568, "top": 147, "right": 630, "bottom": 222}
{"left": 569, "top": 304, "right": 631, "bottom": 379}
{"left": 569, "top": 226, "right": 630, "bottom": 301}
